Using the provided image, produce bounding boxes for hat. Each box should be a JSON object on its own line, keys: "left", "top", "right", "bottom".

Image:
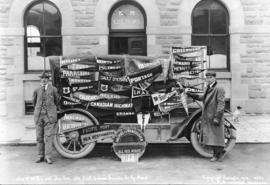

{"left": 39, "top": 71, "right": 50, "bottom": 79}
{"left": 205, "top": 71, "right": 216, "bottom": 77}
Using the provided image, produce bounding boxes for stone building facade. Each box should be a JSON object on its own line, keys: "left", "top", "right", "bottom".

{"left": 0, "top": 0, "right": 270, "bottom": 120}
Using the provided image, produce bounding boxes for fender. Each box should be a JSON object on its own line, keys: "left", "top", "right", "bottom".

{"left": 57, "top": 108, "right": 99, "bottom": 125}
{"left": 181, "top": 109, "right": 202, "bottom": 138}
{"left": 224, "top": 117, "right": 236, "bottom": 130}
{"left": 170, "top": 109, "right": 202, "bottom": 140}
{"left": 182, "top": 110, "right": 237, "bottom": 138}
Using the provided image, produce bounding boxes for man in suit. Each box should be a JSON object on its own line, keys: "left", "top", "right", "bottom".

{"left": 33, "top": 72, "right": 60, "bottom": 164}
{"left": 187, "top": 71, "right": 226, "bottom": 162}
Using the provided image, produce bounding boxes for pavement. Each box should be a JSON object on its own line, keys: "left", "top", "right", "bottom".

{"left": 1, "top": 144, "right": 270, "bottom": 184}
{"left": 0, "top": 114, "right": 270, "bottom": 145}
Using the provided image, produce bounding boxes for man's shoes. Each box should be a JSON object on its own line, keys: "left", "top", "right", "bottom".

{"left": 35, "top": 157, "right": 44, "bottom": 163}
{"left": 45, "top": 158, "right": 53, "bottom": 164}
{"left": 217, "top": 151, "right": 226, "bottom": 162}
{"left": 210, "top": 157, "right": 218, "bottom": 162}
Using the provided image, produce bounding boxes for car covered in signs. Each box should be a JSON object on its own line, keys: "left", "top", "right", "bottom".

{"left": 49, "top": 46, "right": 236, "bottom": 161}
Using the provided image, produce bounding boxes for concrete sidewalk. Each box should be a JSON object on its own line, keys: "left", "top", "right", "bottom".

{"left": 0, "top": 114, "right": 270, "bottom": 144}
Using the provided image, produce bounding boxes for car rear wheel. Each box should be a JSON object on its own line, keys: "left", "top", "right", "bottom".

{"left": 190, "top": 117, "right": 236, "bottom": 158}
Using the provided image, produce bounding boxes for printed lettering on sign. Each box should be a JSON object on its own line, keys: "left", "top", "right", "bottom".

{"left": 131, "top": 86, "right": 149, "bottom": 98}
{"left": 112, "top": 128, "right": 147, "bottom": 162}
{"left": 99, "top": 65, "right": 122, "bottom": 71}
{"left": 62, "top": 96, "right": 81, "bottom": 103}
{"left": 89, "top": 102, "right": 114, "bottom": 108}
{"left": 114, "top": 103, "right": 133, "bottom": 109}
{"left": 61, "top": 70, "right": 94, "bottom": 78}
{"left": 60, "top": 57, "right": 81, "bottom": 67}
{"left": 62, "top": 113, "right": 85, "bottom": 121}
{"left": 81, "top": 130, "right": 116, "bottom": 145}
{"left": 73, "top": 92, "right": 101, "bottom": 102}
{"left": 63, "top": 100, "right": 80, "bottom": 106}
{"left": 96, "top": 57, "right": 122, "bottom": 65}
{"left": 67, "top": 64, "right": 96, "bottom": 71}
{"left": 128, "top": 73, "right": 153, "bottom": 84}
{"left": 116, "top": 112, "right": 136, "bottom": 116}
{"left": 172, "top": 46, "right": 203, "bottom": 54}
{"left": 99, "top": 73, "right": 129, "bottom": 83}
{"left": 68, "top": 78, "right": 93, "bottom": 85}
{"left": 59, "top": 113, "right": 91, "bottom": 133}
{"left": 100, "top": 93, "right": 129, "bottom": 100}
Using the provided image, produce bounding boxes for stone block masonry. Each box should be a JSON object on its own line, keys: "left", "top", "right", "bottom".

{"left": 71, "top": 0, "right": 98, "bottom": 27}
{"left": 71, "top": 36, "right": 100, "bottom": 55}
{"left": 240, "top": 34, "right": 270, "bottom": 113}
{"left": 0, "top": 0, "right": 11, "bottom": 27}
{"left": 156, "top": 35, "right": 183, "bottom": 55}
{"left": 156, "top": 0, "right": 182, "bottom": 26}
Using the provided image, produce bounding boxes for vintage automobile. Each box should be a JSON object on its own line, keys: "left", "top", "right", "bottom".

{"left": 49, "top": 48, "right": 236, "bottom": 160}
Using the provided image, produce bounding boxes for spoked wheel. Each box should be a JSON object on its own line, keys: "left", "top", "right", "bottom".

{"left": 190, "top": 117, "right": 236, "bottom": 158}
{"left": 53, "top": 111, "right": 99, "bottom": 159}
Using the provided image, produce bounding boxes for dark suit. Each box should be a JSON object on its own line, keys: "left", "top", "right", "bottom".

{"left": 33, "top": 84, "right": 60, "bottom": 159}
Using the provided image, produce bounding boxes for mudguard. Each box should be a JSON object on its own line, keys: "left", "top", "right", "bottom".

{"left": 224, "top": 117, "right": 236, "bottom": 130}
{"left": 184, "top": 110, "right": 237, "bottom": 138}
{"left": 181, "top": 109, "right": 202, "bottom": 138}
{"left": 170, "top": 109, "right": 202, "bottom": 140}
{"left": 57, "top": 108, "right": 99, "bottom": 125}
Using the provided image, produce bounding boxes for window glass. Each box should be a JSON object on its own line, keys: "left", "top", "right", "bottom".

{"left": 44, "top": 3, "right": 61, "bottom": 35}
{"left": 192, "top": 0, "right": 229, "bottom": 70}
{"left": 26, "top": 4, "right": 43, "bottom": 35}
{"left": 210, "top": 10, "right": 227, "bottom": 34}
{"left": 192, "top": 9, "right": 209, "bottom": 34}
{"left": 210, "top": 36, "right": 227, "bottom": 55}
{"left": 44, "top": 37, "right": 62, "bottom": 56}
{"left": 192, "top": 36, "right": 208, "bottom": 47}
{"left": 25, "top": 1, "right": 62, "bottom": 72}
{"left": 111, "top": 4, "right": 144, "bottom": 29}
{"left": 209, "top": 36, "right": 228, "bottom": 68}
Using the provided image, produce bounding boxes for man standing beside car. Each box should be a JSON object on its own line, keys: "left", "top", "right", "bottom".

{"left": 33, "top": 72, "right": 60, "bottom": 164}
{"left": 186, "top": 71, "right": 226, "bottom": 162}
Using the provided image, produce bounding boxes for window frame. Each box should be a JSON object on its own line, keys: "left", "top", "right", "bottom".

{"left": 24, "top": 0, "right": 62, "bottom": 73}
{"left": 191, "top": 0, "right": 230, "bottom": 71}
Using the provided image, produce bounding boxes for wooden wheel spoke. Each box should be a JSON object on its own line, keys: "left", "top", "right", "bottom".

{"left": 75, "top": 140, "right": 83, "bottom": 150}
{"left": 66, "top": 140, "right": 73, "bottom": 150}
{"left": 73, "top": 140, "right": 76, "bottom": 152}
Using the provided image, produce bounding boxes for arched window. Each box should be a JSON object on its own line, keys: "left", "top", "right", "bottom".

{"left": 192, "top": 0, "right": 229, "bottom": 70}
{"left": 24, "top": 1, "right": 62, "bottom": 72}
{"left": 108, "top": 1, "right": 147, "bottom": 56}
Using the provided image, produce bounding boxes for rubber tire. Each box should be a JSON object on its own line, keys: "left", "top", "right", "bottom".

{"left": 190, "top": 118, "right": 236, "bottom": 158}
{"left": 53, "top": 112, "right": 97, "bottom": 159}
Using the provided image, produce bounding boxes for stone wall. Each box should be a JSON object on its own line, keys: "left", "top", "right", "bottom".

{"left": 238, "top": 0, "right": 270, "bottom": 113}
{"left": 71, "top": 0, "right": 98, "bottom": 27}
{"left": 70, "top": 36, "right": 100, "bottom": 54}
{"left": 0, "top": 0, "right": 11, "bottom": 27}
{"left": 156, "top": 35, "right": 183, "bottom": 55}
{"left": 156, "top": 0, "right": 182, "bottom": 26}
{"left": 240, "top": 34, "right": 270, "bottom": 113}
{"left": 0, "top": 0, "right": 14, "bottom": 116}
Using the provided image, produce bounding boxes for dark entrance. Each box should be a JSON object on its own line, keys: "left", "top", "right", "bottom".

{"left": 109, "top": 35, "right": 146, "bottom": 55}
{"left": 109, "top": 2, "right": 147, "bottom": 56}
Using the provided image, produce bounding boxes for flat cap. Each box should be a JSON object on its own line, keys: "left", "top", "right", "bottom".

{"left": 205, "top": 71, "right": 216, "bottom": 77}
{"left": 39, "top": 71, "right": 50, "bottom": 79}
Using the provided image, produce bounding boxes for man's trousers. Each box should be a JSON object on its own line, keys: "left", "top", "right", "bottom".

{"left": 36, "top": 113, "right": 55, "bottom": 159}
